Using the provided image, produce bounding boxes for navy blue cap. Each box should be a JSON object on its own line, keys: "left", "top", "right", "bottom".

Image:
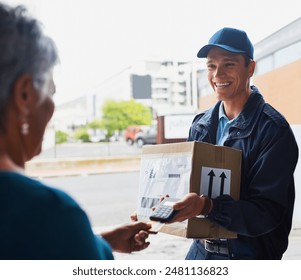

{"left": 197, "top": 27, "right": 254, "bottom": 59}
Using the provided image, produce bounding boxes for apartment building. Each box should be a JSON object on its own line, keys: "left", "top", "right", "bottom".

{"left": 131, "top": 60, "right": 198, "bottom": 117}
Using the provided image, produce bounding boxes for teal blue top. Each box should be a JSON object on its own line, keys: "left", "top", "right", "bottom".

{"left": 0, "top": 172, "right": 114, "bottom": 260}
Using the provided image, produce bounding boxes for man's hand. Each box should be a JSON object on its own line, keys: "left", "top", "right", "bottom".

{"left": 170, "top": 193, "right": 206, "bottom": 222}
{"left": 130, "top": 195, "right": 169, "bottom": 222}
{"left": 101, "top": 222, "right": 151, "bottom": 253}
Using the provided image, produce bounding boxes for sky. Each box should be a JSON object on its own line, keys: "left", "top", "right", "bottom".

{"left": 5, "top": 0, "right": 301, "bottom": 105}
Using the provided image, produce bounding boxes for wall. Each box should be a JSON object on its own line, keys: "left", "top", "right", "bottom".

{"left": 253, "top": 60, "right": 301, "bottom": 228}
{"left": 253, "top": 59, "right": 301, "bottom": 124}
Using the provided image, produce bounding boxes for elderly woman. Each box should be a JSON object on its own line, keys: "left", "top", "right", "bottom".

{"left": 0, "top": 3, "right": 150, "bottom": 259}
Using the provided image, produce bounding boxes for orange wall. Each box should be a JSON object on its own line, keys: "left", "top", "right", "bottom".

{"left": 198, "top": 93, "right": 216, "bottom": 112}
{"left": 198, "top": 59, "right": 301, "bottom": 125}
{"left": 253, "top": 60, "right": 301, "bottom": 125}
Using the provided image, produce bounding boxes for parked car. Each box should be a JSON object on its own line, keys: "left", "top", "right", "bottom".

{"left": 124, "top": 125, "right": 147, "bottom": 145}
{"left": 135, "top": 125, "right": 157, "bottom": 148}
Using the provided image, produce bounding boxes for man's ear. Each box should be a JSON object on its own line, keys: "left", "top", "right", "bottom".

{"left": 11, "top": 74, "right": 35, "bottom": 115}
{"left": 248, "top": 60, "right": 256, "bottom": 78}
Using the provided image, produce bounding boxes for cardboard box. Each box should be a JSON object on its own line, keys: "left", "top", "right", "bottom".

{"left": 137, "top": 141, "right": 242, "bottom": 239}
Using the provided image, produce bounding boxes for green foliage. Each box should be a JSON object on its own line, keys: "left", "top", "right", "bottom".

{"left": 100, "top": 99, "right": 152, "bottom": 136}
{"left": 88, "top": 119, "right": 104, "bottom": 130}
{"left": 55, "top": 130, "right": 68, "bottom": 144}
{"left": 73, "top": 127, "right": 90, "bottom": 142}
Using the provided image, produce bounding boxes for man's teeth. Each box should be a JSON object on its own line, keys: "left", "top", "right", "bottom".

{"left": 215, "top": 82, "right": 230, "bottom": 87}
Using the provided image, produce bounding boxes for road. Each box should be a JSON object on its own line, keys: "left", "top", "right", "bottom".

{"left": 41, "top": 172, "right": 140, "bottom": 227}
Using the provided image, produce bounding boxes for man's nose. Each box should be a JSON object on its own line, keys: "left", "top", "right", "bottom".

{"left": 214, "top": 66, "right": 225, "bottom": 77}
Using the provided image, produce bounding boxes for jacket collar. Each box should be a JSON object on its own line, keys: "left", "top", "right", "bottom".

{"left": 231, "top": 86, "right": 265, "bottom": 131}
{"left": 195, "top": 86, "right": 265, "bottom": 134}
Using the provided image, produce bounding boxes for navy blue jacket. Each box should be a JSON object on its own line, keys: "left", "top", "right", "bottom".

{"left": 188, "top": 86, "right": 299, "bottom": 259}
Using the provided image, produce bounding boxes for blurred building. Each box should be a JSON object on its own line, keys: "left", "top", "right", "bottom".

{"left": 253, "top": 17, "right": 301, "bottom": 125}
{"left": 54, "top": 59, "right": 199, "bottom": 131}
{"left": 130, "top": 60, "right": 198, "bottom": 117}
{"left": 53, "top": 66, "right": 132, "bottom": 132}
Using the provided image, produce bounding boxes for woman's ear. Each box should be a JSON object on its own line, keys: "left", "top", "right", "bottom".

{"left": 11, "top": 74, "right": 34, "bottom": 115}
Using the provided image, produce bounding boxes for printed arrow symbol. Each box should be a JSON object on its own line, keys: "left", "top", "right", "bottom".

{"left": 207, "top": 170, "right": 215, "bottom": 197}
{"left": 219, "top": 172, "right": 227, "bottom": 196}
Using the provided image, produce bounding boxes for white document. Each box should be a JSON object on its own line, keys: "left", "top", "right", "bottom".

{"left": 137, "top": 152, "right": 192, "bottom": 218}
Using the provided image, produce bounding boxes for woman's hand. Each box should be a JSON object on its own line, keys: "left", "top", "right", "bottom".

{"left": 101, "top": 222, "right": 151, "bottom": 253}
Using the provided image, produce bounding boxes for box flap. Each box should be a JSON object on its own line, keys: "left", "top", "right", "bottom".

{"left": 142, "top": 142, "right": 194, "bottom": 155}
{"left": 159, "top": 223, "right": 187, "bottom": 238}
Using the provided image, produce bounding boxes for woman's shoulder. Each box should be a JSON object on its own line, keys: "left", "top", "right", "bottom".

{"left": 0, "top": 171, "right": 80, "bottom": 210}
{"left": 0, "top": 172, "right": 107, "bottom": 259}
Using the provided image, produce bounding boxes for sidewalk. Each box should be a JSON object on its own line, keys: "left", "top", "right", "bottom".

{"left": 25, "top": 155, "right": 141, "bottom": 178}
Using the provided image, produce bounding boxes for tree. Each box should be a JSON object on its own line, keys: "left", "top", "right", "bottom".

{"left": 73, "top": 127, "right": 90, "bottom": 142}
{"left": 55, "top": 130, "right": 68, "bottom": 144}
{"left": 88, "top": 119, "right": 104, "bottom": 130}
{"left": 100, "top": 99, "right": 152, "bottom": 136}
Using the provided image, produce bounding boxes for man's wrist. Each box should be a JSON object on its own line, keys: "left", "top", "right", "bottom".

{"left": 200, "top": 195, "right": 213, "bottom": 216}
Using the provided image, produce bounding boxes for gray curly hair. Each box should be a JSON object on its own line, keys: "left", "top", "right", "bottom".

{"left": 0, "top": 3, "right": 59, "bottom": 129}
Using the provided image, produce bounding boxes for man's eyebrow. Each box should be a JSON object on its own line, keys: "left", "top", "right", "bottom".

{"left": 206, "top": 56, "right": 240, "bottom": 64}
